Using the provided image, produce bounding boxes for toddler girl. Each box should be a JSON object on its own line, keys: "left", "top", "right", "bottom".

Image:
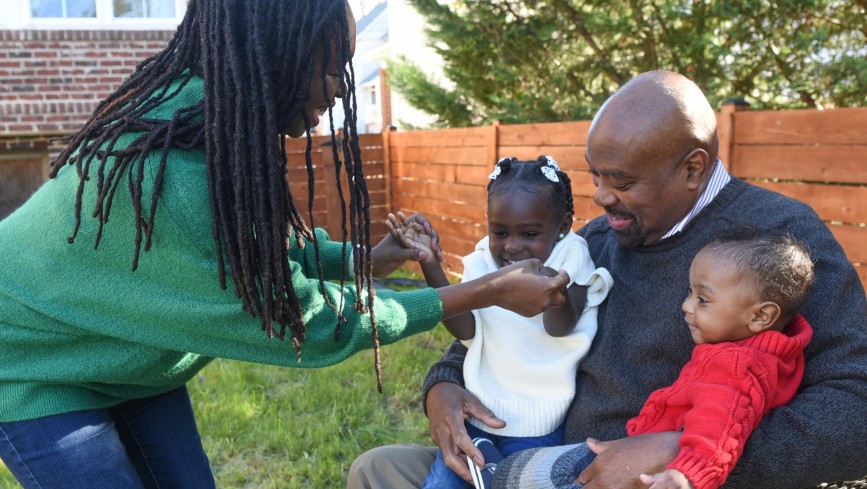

{"left": 389, "top": 155, "right": 612, "bottom": 489}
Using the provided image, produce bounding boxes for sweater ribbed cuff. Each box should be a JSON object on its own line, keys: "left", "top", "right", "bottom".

{"left": 421, "top": 358, "right": 465, "bottom": 416}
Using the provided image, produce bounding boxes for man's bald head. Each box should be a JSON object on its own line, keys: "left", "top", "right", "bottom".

{"left": 590, "top": 71, "right": 719, "bottom": 166}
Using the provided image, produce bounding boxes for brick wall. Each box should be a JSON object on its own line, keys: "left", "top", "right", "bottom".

{"left": 0, "top": 29, "right": 174, "bottom": 134}
{"left": 0, "top": 29, "right": 173, "bottom": 217}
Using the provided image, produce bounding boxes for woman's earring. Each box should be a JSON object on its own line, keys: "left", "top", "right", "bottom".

{"left": 558, "top": 233, "right": 565, "bottom": 239}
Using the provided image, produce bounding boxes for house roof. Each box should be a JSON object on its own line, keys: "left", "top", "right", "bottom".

{"left": 356, "top": 1, "right": 387, "bottom": 34}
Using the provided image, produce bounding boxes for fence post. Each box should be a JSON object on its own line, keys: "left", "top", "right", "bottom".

{"left": 717, "top": 98, "right": 750, "bottom": 174}
{"left": 381, "top": 126, "right": 395, "bottom": 214}
{"left": 486, "top": 120, "right": 500, "bottom": 165}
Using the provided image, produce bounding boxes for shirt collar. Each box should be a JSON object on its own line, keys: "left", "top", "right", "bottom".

{"left": 659, "top": 159, "right": 732, "bottom": 241}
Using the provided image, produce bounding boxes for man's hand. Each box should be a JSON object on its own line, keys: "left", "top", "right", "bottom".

{"left": 639, "top": 469, "right": 694, "bottom": 489}
{"left": 576, "top": 432, "right": 681, "bottom": 488}
{"left": 426, "top": 382, "right": 506, "bottom": 482}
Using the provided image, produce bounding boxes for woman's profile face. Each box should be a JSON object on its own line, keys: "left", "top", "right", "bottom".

{"left": 285, "top": 2, "right": 357, "bottom": 138}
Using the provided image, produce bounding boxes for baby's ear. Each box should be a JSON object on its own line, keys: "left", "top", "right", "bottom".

{"left": 747, "top": 301, "right": 782, "bottom": 333}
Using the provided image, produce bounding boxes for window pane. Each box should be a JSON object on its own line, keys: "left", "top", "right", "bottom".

{"left": 114, "top": 0, "right": 175, "bottom": 18}
{"left": 32, "top": 0, "right": 95, "bottom": 17}
{"left": 67, "top": 0, "right": 96, "bottom": 17}
{"left": 114, "top": 0, "right": 143, "bottom": 17}
{"left": 31, "top": 0, "right": 63, "bottom": 17}
{"left": 148, "top": 0, "right": 175, "bottom": 17}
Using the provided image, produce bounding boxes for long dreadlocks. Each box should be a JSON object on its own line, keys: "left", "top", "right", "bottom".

{"left": 50, "top": 0, "right": 385, "bottom": 389}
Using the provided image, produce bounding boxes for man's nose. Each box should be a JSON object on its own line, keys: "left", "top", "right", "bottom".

{"left": 593, "top": 181, "right": 617, "bottom": 208}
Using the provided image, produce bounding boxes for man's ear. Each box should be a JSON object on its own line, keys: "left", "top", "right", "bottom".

{"left": 682, "top": 149, "right": 710, "bottom": 191}
{"left": 747, "top": 301, "right": 782, "bottom": 333}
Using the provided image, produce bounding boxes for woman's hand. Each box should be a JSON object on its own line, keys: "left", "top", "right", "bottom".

{"left": 426, "top": 382, "right": 506, "bottom": 481}
{"left": 486, "top": 260, "right": 570, "bottom": 316}
{"left": 576, "top": 432, "right": 682, "bottom": 488}
{"left": 371, "top": 212, "right": 443, "bottom": 277}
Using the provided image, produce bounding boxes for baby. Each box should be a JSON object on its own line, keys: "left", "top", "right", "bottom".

{"left": 492, "top": 229, "right": 815, "bottom": 489}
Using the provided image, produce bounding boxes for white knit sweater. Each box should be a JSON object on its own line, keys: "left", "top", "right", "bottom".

{"left": 462, "top": 232, "right": 613, "bottom": 437}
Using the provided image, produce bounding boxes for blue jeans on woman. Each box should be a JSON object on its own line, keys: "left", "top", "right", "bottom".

{"left": 422, "top": 422, "right": 565, "bottom": 489}
{"left": 0, "top": 386, "right": 214, "bottom": 489}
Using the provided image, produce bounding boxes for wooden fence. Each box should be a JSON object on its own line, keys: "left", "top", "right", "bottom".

{"left": 285, "top": 106, "right": 867, "bottom": 289}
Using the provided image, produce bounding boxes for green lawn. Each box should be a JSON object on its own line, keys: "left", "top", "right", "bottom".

{"left": 0, "top": 272, "right": 453, "bottom": 488}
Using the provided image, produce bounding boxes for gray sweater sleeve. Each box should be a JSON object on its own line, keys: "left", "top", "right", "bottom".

{"left": 421, "top": 340, "right": 467, "bottom": 416}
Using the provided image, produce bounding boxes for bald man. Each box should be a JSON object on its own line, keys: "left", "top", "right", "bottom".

{"left": 348, "top": 71, "right": 867, "bottom": 489}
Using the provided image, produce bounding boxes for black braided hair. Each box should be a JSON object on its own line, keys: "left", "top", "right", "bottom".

{"left": 486, "top": 155, "right": 574, "bottom": 218}
{"left": 49, "top": 0, "right": 386, "bottom": 389}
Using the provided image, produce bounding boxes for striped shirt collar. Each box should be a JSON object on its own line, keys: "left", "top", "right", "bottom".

{"left": 659, "top": 159, "right": 732, "bottom": 241}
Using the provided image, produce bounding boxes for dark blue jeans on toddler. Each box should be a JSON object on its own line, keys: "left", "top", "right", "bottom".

{"left": 421, "top": 422, "right": 565, "bottom": 489}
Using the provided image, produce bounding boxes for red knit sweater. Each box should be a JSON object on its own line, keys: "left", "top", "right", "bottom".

{"left": 625, "top": 315, "right": 813, "bottom": 489}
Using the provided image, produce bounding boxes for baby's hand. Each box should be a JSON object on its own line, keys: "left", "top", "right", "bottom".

{"left": 639, "top": 469, "right": 694, "bottom": 489}
{"left": 385, "top": 212, "right": 441, "bottom": 265}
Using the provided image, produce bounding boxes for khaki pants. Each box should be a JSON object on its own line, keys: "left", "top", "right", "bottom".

{"left": 347, "top": 444, "right": 439, "bottom": 489}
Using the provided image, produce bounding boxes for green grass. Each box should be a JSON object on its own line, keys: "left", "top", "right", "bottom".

{"left": 0, "top": 269, "right": 454, "bottom": 488}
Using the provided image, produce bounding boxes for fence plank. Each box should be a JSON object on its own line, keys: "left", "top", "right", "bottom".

{"left": 499, "top": 121, "right": 592, "bottom": 146}
{"left": 392, "top": 179, "right": 487, "bottom": 204}
{"left": 391, "top": 145, "right": 487, "bottom": 165}
{"left": 828, "top": 225, "right": 867, "bottom": 264}
{"left": 495, "top": 146, "right": 587, "bottom": 168}
{"left": 390, "top": 127, "right": 488, "bottom": 147}
{"left": 748, "top": 180, "right": 867, "bottom": 224}
{"left": 730, "top": 145, "right": 867, "bottom": 184}
{"left": 733, "top": 108, "right": 867, "bottom": 145}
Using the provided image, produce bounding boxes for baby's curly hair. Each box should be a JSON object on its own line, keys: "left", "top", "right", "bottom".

{"left": 704, "top": 228, "right": 815, "bottom": 317}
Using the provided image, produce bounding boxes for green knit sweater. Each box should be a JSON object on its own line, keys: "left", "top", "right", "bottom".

{"left": 0, "top": 76, "right": 442, "bottom": 423}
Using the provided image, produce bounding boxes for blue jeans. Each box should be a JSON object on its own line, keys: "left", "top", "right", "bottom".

{"left": 422, "top": 422, "right": 565, "bottom": 489}
{"left": 0, "top": 386, "right": 214, "bottom": 489}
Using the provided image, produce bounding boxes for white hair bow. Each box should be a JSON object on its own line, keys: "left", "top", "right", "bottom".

{"left": 488, "top": 157, "right": 511, "bottom": 180}
{"left": 541, "top": 156, "right": 560, "bottom": 182}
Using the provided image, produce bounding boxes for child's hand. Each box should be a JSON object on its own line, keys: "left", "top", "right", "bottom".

{"left": 639, "top": 469, "right": 694, "bottom": 489}
{"left": 371, "top": 212, "right": 443, "bottom": 277}
{"left": 384, "top": 212, "right": 442, "bottom": 265}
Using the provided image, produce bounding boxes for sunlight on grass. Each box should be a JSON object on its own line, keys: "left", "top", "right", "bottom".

{"left": 0, "top": 268, "right": 453, "bottom": 488}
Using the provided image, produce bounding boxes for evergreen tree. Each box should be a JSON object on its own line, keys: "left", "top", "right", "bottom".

{"left": 389, "top": 0, "right": 866, "bottom": 127}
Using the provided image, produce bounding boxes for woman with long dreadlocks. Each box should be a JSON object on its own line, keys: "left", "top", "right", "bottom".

{"left": 0, "top": 0, "right": 569, "bottom": 487}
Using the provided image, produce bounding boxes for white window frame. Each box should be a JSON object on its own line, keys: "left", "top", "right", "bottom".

{"left": 0, "top": 0, "right": 187, "bottom": 30}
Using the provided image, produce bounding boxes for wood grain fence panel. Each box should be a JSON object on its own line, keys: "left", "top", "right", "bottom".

{"left": 390, "top": 127, "right": 488, "bottom": 147}
{"left": 748, "top": 181, "right": 866, "bottom": 224}
{"left": 828, "top": 225, "right": 867, "bottom": 264}
{"left": 731, "top": 146, "right": 867, "bottom": 184}
{"left": 494, "top": 145, "right": 587, "bottom": 168}
{"left": 392, "top": 195, "right": 487, "bottom": 223}
{"left": 573, "top": 196, "right": 601, "bottom": 224}
{"left": 391, "top": 145, "right": 487, "bottom": 165}
{"left": 570, "top": 170, "right": 597, "bottom": 196}
{"left": 733, "top": 108, "right": 867, "bottom": 145}
{"left": 499, "top": 121, "right": 591, "bottom": 146}
{"left": 391, "top": 179, "right": 487, "bottom": 205}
